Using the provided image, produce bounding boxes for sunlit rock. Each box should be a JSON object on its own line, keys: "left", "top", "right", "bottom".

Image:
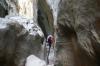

{"left": 25, "top": 55, "right": 46, "bottom": 66}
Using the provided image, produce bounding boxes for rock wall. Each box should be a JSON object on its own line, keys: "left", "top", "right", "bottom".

{"left": 0, "top": 0, "right": 44, "bottom": 66}
{"left": 0, "top": 0, "right": 37, "bottom": 19}
{"left": 56, "top": 0, "right": 100, "bottom": 66}
{"left": 0, "top": 19, "right": 43, "bottom": 66}
{"left": 38, "top": 0, "right": 54, "bottom": 37}
{"left": 0, "top": 0, "right": 8, "bottom": 17}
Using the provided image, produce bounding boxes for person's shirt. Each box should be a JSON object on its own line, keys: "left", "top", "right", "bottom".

{"left": 47, "top": 35, "right": 53, "bottom": 44}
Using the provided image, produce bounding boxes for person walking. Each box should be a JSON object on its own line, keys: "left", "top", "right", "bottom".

{"left": 46, "top": 34, "right": 54, "bottom": 64}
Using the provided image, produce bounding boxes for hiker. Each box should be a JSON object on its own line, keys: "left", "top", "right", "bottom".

{"left": 47, "top": 35, "right": 54, "bottom": 51}
{"left": 46, "top": 34, "right": 54, "bottom": 64}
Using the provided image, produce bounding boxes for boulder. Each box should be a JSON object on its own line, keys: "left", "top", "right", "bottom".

{"left": 0, "top": 17, "right": 44, "bottom": 66}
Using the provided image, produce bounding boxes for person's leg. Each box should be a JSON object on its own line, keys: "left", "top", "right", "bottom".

{"left": 48, "top": 44, "right": 51, "bottom": 55}
{"left": 47, "top": 43, "right": 51, "bottom": 64}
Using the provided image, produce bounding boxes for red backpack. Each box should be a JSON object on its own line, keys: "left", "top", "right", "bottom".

{"left": 48, "top": 37, "right": 52, "bottom": 44}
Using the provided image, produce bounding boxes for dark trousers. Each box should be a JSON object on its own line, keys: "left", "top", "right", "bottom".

{"left": 47, "top": 43, "right": 51, "bottom": 64}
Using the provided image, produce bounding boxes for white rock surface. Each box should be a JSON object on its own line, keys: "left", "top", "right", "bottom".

{"left": 0, "top": 16, "right": 44, "bottom": 37}
{"left": 25, "top": 55, "right": 46, "bottom": 66}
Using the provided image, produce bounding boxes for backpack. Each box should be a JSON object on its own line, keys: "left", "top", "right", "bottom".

{"left": 48, "top": 37, "right": 52, "bottom": 44}
{"left": 47, "top": 35, "right": 53, "bottom": 44}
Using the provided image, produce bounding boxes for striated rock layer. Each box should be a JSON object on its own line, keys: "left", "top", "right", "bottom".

{"left": 38, "top": 0, "right": 54, "bottom": 37}
{"left": 56, "top": 0, "right": 100, "bottom": 66}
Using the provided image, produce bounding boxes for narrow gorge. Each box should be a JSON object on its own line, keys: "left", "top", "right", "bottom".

{"left": 0, "top": 0, "right": 100, "bottom": 66}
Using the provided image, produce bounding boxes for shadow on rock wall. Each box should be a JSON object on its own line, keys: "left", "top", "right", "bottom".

{"left": 0, "top": 22, "right": 43, "bottom": 66}
{"left": 56, "top": 0, "right": 100, "bottom": 66}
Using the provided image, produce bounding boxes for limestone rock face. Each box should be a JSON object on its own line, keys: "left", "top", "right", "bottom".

{"left": 0, "top": 0, "right": 8, "bottom": 17}
{"left": 0, "top": 18, "right": 43, "bottom": 66}
{"left": 56, "top": 0, "right": 100, "bottom": 66}
{"left": 0, "top": 0, "right": 45, "bottom": 66}
{"left": 38, "top": 0, "right": 54, "bottom": 37}
{"left": 0, "top": 0, "right": 38, "bottom": 19}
